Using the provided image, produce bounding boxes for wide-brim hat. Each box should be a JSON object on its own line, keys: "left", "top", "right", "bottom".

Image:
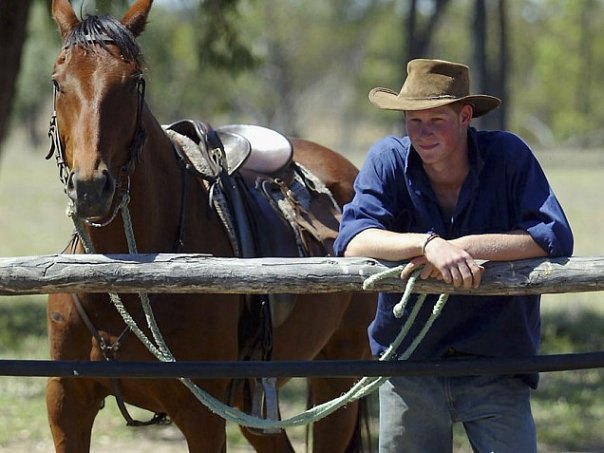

{"left": 368, "top": 59, "right": 501, "bottom": 118}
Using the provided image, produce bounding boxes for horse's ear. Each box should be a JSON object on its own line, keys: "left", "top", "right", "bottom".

{"left": 121, "top": 0, "right": 153, "bottom": 37}
{"left": 51, "top": 0, "right": 80, "bottom": 40}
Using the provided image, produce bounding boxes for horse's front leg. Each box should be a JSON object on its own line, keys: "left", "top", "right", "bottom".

{"left": 46, "top": 376, "right": 103, "bottom": 452}
{"left": 47, "top": 292, "right": 105, "bottom": 452}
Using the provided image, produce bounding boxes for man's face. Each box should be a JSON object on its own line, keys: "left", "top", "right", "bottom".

{"left": 405, "top": 104, "right": 472, "bottom": 166}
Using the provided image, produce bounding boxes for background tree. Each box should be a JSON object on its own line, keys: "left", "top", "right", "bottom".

{"left": 5, "top": 0, "right": 604, "bottom": 168}
{"left": 472, "top": 0, "right": 509, "bottom": 130}
{"left": 0, "top": 0, "right": 255, "bottom": 164}
{"left": 406, "top": 0, "right": 452, "bottom": 61}
{"left": 0, "top": 0, "right": 34, "bottom": 151}
{"left": 13, "top": 1, "right": 60, "bottom": 148}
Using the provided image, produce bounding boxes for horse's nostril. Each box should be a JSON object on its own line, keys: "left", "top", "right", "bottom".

{"left": 66, "top": 170, "right": 76, "bottom": 192}
{"left": 101, "top": 169, "right": 115, "bottom": 195}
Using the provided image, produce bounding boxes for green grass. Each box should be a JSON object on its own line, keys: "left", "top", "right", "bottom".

{"left": 1, "top": 133, "right": 603, "bottom": 451}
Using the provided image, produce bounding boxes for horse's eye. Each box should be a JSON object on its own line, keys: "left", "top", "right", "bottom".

{"left": 129, "top": 72, "right": 144, "bottom": 92}
{"left": 52, "top": 79, "right": 61, "bottom": 93}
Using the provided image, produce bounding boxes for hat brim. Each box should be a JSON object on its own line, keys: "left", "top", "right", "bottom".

{"left": 368, "top": 87, "right": 501, "bottom": 118}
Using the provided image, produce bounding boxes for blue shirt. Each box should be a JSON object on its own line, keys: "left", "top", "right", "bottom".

{"left": 334, "top": 128, "right": 574, "bottom": 387}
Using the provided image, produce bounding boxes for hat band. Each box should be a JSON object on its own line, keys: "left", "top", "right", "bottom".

{"left": 401, "top": 95, "right": 459, "bottom": 100}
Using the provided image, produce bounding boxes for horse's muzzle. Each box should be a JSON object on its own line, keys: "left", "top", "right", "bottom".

{"left": 66, "top": 168, "right": 116, "bottom": 220}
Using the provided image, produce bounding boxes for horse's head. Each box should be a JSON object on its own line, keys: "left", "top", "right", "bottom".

{"left": 49, "top": 0, "right": 153, "bottom": 223}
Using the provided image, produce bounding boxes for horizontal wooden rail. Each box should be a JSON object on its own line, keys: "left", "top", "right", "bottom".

{"left": 1, "top": 254, "right": 604, "bottom": 296}
{"left": 1, "top": 352, "right": 603, "bottom": 378}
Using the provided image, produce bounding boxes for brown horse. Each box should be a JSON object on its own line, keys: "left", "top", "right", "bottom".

{"left": 46, "top": 0, "right": 375, "bottom": 451}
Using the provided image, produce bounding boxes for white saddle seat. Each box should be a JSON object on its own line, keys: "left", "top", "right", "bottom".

{"left": 217, "top": 124, "right": 293, "bottom": 175}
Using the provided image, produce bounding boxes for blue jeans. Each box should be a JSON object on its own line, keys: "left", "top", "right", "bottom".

{"left": 378, "top": 374, "right": 537, "bottom": 453}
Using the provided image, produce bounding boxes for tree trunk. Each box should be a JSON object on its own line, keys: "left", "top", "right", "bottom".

{"left": 495, "top": 0, "right": 509, "bottom": 130}
{"left": 472, "top": 0, "right": 508, "bottom": 130}
{"left": 472, "top": 0, "right": 492, "bottom": 129}
{"left": 578, "top": 0, "right": 594, "bottom": 116}
{"left": 405, "top": 0, "right": 452, "bottom": 62}
{"left": 0, "top": 0, "right": 33, "bottom": 154}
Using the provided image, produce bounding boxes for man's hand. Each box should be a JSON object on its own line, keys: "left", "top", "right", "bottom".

{"left": 401, "top": 237, "right": 484, "bottom": 289}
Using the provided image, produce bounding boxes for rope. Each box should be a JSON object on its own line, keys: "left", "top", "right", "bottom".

{"left": 69, "top": 203, "right": 449, "bottom": 429}
{"left": 120, "top": 206, "right": 173, "bottom": 360}
{"left": 68, "top": 207, "right": 172, "bottom": 361}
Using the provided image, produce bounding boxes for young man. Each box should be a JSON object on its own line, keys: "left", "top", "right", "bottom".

{"left": 334, "top": 59, "right": 574, "bottom": 452}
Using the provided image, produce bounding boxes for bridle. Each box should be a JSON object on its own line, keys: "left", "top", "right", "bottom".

{"left": 46, "top": 36, "right": 147, "bottom": 228}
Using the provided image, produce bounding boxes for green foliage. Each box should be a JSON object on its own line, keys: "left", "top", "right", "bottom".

{"left": 509, "top": 0, "right": 604, "bottom": 146}
{"left": 195, "top": 0, "right": 259, "bottom": 73}
{"left": 540, "top": 309, "right": 604, "bottom": 354}
{"left": 11, "top": 0, "right": 604, "bottom": 163}
{"left": 0, "top": 297, "right": 46, "bottom": 353}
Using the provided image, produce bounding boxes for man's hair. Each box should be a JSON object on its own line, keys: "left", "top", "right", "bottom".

{"left": 449, "top": 101, "right": 472, "bottom": 115}
{"left": 402, "top": 101, "right": 473, "bottom": 118}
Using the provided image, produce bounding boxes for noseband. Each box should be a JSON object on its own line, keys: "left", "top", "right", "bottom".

{"left": 46, "top": 35, "right": 147, "bottom": 227}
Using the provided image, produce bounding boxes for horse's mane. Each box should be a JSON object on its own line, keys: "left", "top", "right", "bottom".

{"left": 64, "top": 14, "right": 144, "bottom": 66}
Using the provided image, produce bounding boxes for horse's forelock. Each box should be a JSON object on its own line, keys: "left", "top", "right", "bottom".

{"left": 64, "top": 14, "right": 143, "bottom": 66}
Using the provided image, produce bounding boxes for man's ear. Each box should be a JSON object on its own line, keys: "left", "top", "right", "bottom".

{"left": 460, "top": 104, "right": 473, "bottom": 125}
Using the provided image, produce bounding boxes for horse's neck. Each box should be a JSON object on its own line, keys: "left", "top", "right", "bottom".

{"left": 94, "top": 115, "right": 231, "bottom": 256}
{"left": 130, "top": 124, "right": 183, "bottom": 250}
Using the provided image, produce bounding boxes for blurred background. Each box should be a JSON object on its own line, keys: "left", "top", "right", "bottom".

{"left": 4, "top": 0, "right": 604, "bottom": 158}
{"left": 0, "top": 0, "right": 603, "bottom": 451}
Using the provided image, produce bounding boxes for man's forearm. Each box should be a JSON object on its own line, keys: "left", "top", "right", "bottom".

{"left": 450, "top": 230, "right": 547, "bottom": 261}
{"left": 343, "top": 228, "right": 429, "bottom": 261}
{"left": 344, "top": 229, "right": 547, "bottom": 262}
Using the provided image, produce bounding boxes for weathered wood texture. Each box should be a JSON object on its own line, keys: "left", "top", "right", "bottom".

{"left": 1, "top": 254, "right": 602, "bottom": 296}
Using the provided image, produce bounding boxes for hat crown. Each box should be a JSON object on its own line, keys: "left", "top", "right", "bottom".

{"left": 400, "top": 59, "right": 470, "bottom": 100}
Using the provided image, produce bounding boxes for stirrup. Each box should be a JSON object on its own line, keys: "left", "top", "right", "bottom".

{"left": 250, "top": 377, "right": 281, "bottom": 434}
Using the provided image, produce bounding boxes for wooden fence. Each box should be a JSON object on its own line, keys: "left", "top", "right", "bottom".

{"left": 1, "top": 254, "right": 603, "bottom": 378}
{"left": 3, "top": 254, "right": 604, "bottom": 295}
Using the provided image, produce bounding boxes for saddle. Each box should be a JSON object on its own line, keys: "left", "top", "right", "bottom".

{"left": 164, "top": 120, "right": 342, "bottom": 430}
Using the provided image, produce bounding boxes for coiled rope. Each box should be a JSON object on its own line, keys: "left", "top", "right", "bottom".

{"left": 69, "top": 202, "right": 449, "bottom": 429}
